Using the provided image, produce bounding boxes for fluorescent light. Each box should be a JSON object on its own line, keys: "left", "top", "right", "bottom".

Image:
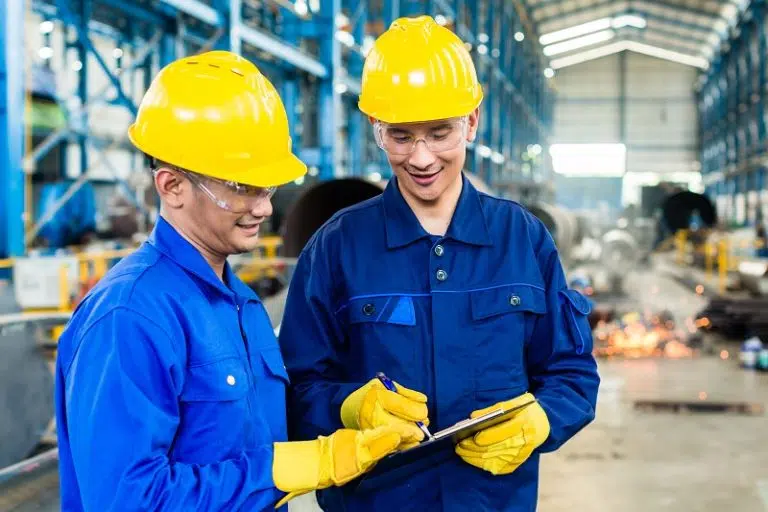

{"left": 334, "top": 30, "right": 355, "bottom": 47}
{"left": 434, "top": 15, "right": 448, "bottom": 26}
{"left": 38, "top": 46, "right": 54, "bottom": 60}
{"left": 550, "top": 40, "right": 709, "bottom": 70}
{"left": 550, "top": 41, "right": 626, "bottom": 68}
{"left": 624, "top": 41, "right": 709, "bottom": 69}
{"left": 335, "top": 13, "right": 349, "bottom": 28}
{"left": 39, "top": 21, "right": 54, "bottom": 34}
{"left": 539, "top": 18, "right": 612, "bottom": 45}
{"left": 543, "top": 30, "right": 615, "bottom": 57}
{"left": 294, "top": 0, "right": 308, "bottom": 16}
{"left": 544, "top": 67, "right": 555, "bottom": 78}
{"left": 550, "top": 143, "right": 626, "bottom": 177}
{"left": 514, "top": 32, "right": 524, "bottom": 42}
{"left": 540, "top": 14, "right": 644, "bottom": 46}
{"left": 612, "top": 15, "right": 646, "bottom": 29}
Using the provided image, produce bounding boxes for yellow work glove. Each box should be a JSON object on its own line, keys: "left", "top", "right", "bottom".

{"left": 455, "top": 392, "right": 550, "bottom": 476}
{"left": 340, "top": 378, "right": 429, "bottom": 449}
{"left": 272, "top": 426, "right": 402, "bottom": 508}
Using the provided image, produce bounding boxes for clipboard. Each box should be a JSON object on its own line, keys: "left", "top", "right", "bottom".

{"left": 354, "top": 399, "right": 537, "bottom": 492}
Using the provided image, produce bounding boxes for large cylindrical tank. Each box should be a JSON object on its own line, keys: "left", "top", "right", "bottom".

{"left": 0, "top": 289, "right": 62, "bottom": 469}
{"left": 526, "top": 203, "right": 579, "bottom": 262}
{"left": 280, "top": 172, "right": 493, "bottom": 258}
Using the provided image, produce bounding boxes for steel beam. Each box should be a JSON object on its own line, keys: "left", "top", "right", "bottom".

{"left": 160, "top": 0, "right": 327, "bottom": 77}
{"left": 317, "top": 0, "right": 341, "bottom": 180}
{"left": 0, "top": 0, "right": 25, "bottom": 258}
{"left": 537, "top": 1, "right": 718, "bottom": 35}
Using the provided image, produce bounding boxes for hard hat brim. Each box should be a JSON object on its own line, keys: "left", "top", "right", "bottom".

{"left": 128, "top": 123, "right": 308, "bottom": 189}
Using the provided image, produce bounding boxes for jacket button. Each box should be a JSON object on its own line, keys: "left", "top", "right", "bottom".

{"left": 510, "top": 295, "right": 521, "bottom": 306}
{"left": 226, "top": 375, "right": 236, "bottom": 386}
{"left": 362, "top": 303, "right": 375, "bottom": 315}
{"left": 436, "top": 269, "right": 448, "bottom": 281}
{"left": 434, "top": 244, "right": 444, "bottom": 256}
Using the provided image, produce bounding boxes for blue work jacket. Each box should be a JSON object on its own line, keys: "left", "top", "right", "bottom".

{"left": 54, "top": 216, "right": 290, "bottom": 511}
{"left": 278, "top": 174, "right": 600, "bottom": 512}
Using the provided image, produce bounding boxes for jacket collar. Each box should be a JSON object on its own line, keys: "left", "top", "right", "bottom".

{"left": 147, "top": 216, "right": 259, "bottom": 302}
{"left": 382, "top": 172, "right": 493, "bottom": 249}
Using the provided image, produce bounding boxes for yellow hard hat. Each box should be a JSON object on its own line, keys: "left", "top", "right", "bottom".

{"left": 128, "top": 51, "right": 306, "bottom": 188}
{"left": 358, "top": 16, "right": 483, "bottom": 124}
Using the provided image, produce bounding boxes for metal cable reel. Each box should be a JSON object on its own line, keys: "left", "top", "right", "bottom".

{"left": 0, "top": 302, "right": 67, "bottom": 469}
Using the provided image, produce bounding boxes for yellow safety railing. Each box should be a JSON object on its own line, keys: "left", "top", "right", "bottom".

{"left": 672, "top": 228, "right": 767, "bottom": 294}
{"left": 0, "top": 237, "right": 289, "bottom": 313}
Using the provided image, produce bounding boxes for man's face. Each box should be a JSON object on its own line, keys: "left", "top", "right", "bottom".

{"left": 193, "top": 176, "right": 273, "bottom": 255}
{"left": 376, "top": 110, "right": 480, "bottom": 204}
{"left": 163, "top": 169, "right": 274, "bottom": 257}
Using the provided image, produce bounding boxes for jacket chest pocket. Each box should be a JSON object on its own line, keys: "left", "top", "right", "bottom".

{"left": 176, "top": 356, "right": 251, "bottom": 463}
{"left": 340, "top": 295, "right": 419, "bottom": 380}
{"left": 469, "top": 284, "right": 547, "bottom": 395}
{"left": 250, "top": 346, "right": 291, "bottom": 442}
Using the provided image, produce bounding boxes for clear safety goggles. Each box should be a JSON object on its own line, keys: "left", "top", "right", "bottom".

{"left": 179, "top": 169, "right": 276, "bottom": 214}
{"left": 373, "top": 117, "right": 469, "bottom": 155}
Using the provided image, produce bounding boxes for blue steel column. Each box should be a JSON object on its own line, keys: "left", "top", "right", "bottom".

{"left": 384, "top": 0, "right": 401, "bottom": 29}
{"left": 755, "top": 0, "right": 767, "bottom": 169}
{"left": 318, "top": 0, "right": 341, "bottom": 180}
{"left": 77, "top": 0, "right": 91, "bottom": 175}
{"left": 0, "top": 0, "right": 25, "bottom": 258}
{"left": 348, "top": 3, "right": 367, "bottom": 176}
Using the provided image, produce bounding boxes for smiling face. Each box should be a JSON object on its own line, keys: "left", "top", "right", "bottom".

{"left": 154, "top": 166, "right": 274, "bottom": 265}
{"left": 375, "top": 110, "right": 480, "bottom": 205}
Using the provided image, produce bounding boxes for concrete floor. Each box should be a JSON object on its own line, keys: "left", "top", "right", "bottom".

{"left": 8, "top": 263, "right": 768, "bottom": 511}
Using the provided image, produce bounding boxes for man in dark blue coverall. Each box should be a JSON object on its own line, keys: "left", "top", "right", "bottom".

{"left": 53, "top": 51, "right": 405, "bottom": 511}
{"left": 278, "top": 17, "right": 601, "bottom": 511}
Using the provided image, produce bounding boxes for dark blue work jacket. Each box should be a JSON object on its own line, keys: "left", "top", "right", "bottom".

{"left": 54, "top": 216, "right": 290, "bottom": 511}
{"left": 278, "top": 174, "right": 600, "bottom": 512}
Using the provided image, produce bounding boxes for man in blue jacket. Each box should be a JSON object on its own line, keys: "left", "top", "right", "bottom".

{"left": 54, "top": 51, "right": 405, "bottom": 511}
{"left": 278, "top": 17, "right": 600, "bottom": 511}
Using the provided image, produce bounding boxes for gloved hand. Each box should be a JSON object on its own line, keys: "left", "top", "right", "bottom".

{"left": 272, "top": 426, "right": 402, "bottom": 507}
{"left": 455, "top": 392, "right": 550, "bottom": 476}
{"left": 340, "top": 378, "right": 429, "bottom": 448}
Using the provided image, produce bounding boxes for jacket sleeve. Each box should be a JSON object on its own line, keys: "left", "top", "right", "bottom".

{"left": 278, "top": 243, "right": 362, "bottom": 441}
{"left": 525, "top": 219, "right": 601, "bottom": 453}
{"left": 58, "top": 307, "right": 282, "bottom": 511}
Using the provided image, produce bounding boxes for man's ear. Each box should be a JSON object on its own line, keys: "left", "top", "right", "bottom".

{"left": 154, "top": 167, "right": 187, "bottom": 209}
{"left": 466, "top": 108, "right": 480, "bottom": 142}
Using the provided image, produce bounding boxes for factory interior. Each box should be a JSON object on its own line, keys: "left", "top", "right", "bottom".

{"left": 1, "top": 0, "right": 768, "bottom": 510}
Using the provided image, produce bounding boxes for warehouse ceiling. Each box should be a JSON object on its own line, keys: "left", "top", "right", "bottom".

{"left": 522, "top": 0, "right": 749, "bottom": 70}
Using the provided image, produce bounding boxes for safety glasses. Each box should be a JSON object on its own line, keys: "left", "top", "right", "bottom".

{"left": 373, "top": 117, "right": 469, "bottom": 155}
{"left": 171, "top": 168, "right": 275, "bottom": 214}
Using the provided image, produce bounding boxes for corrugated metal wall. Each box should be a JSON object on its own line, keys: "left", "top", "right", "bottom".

{"left": 550, "top": 51, "right": 700, "bottom": 212}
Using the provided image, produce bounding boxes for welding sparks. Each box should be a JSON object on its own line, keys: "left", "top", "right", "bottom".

{"left": 699, "top": 391, "right": 708, "bottom": 400}
{"left": 720, "top": 350, "right": 729, "bottom": 360}
{"left": 593, "top": 310, "right": 695, "bottom": 359}
{"left": 696, "top": 284, "right": 705, "bottom": 295}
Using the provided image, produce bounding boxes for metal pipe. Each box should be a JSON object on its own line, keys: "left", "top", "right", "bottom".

{"left": 0, "top": 448, "right": 58, "bottom": 485}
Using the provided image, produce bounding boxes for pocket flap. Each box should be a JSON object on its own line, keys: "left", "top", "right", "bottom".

{"left": 182, "top": 357, "right": 249, "bottom": 402}
{"left": 470, "top": 284, "right": 547, "bottom": 320}
{"left": 259, "top": 347, "right": 291, "bottom": 384}
{"left": 344, "top": 295, "right": 416, "bottom": 326}
{"left": 560, "top": 289, "right": 592, "bottom": 315}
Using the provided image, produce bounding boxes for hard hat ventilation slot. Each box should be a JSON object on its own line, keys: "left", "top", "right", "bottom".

{"left": 230, "top": 69, "right": 244, "bottom": 77}
{"left": 187, "top": 61, "right": 199, "bottom": 65}
{"left": 208, "top": 64, "right": 221, "bottom": 68}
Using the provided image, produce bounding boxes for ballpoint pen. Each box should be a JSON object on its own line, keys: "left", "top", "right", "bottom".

{"left": 375, "top": 372, "right": 433, "bottom": 441}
